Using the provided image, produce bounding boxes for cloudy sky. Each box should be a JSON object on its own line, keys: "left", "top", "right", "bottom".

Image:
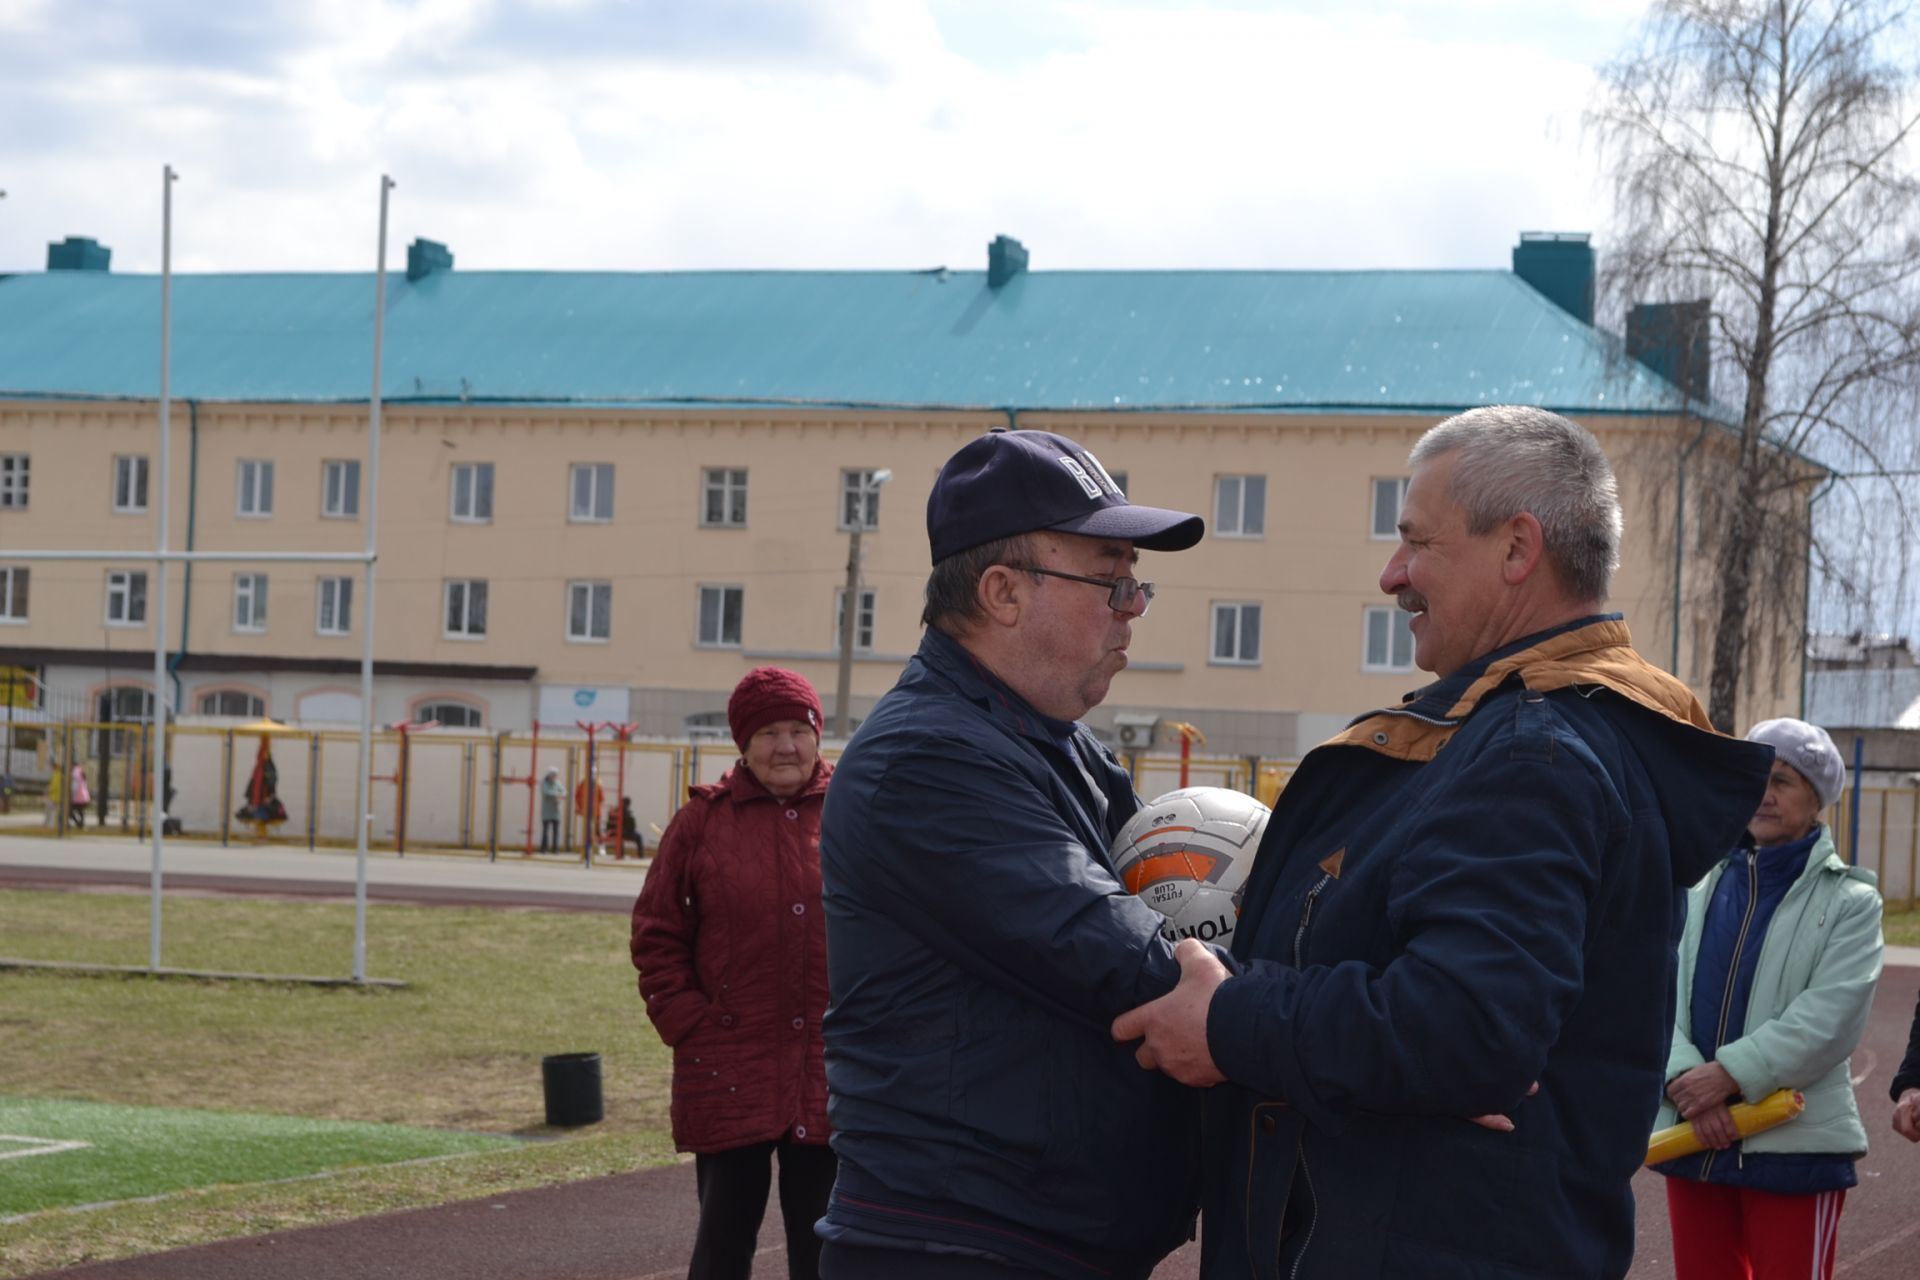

{"left": 0, "top": 0, "right": 1648, "bottom": 276}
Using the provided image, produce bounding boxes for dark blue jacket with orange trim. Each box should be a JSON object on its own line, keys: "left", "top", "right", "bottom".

{"left": 819, "top": 626, "right": 1200, "bottom": 1280}
{"left": 1200, "top": 616, "right": 1772, "bottom": 1280}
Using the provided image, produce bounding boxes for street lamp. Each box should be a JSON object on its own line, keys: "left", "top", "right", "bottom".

{"left": 833, "top": 468, "right": 891, "bottom": 738}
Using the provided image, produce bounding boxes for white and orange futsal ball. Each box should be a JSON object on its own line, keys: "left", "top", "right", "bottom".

{"left": 1110, "top": 786, "right": 1270, "bottom": 946}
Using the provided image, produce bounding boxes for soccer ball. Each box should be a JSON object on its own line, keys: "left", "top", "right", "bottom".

{"left": 1110, "top": 786, "right": 1270, "bottom": 946}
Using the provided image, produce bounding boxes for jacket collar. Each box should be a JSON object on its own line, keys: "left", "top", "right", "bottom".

{"left": 1324, "top": 614, "right": 1720, "bottom": 762}
{"left": 917, "top": 625, "right": 1081, "bottom": 747}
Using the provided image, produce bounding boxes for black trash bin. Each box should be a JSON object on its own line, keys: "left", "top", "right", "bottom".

{"left": 541, "top": 1052, "right": 604, "bottom": 1127}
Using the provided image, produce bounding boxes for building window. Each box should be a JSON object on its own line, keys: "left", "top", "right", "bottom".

{"left": 1211, "top": 601, "right": 1262, "bottom": 666}
{"left": 569, "top": 463, "right": 614, "bottom": 522}
{"left": 702, "top": 468, "right": 748, "bottom": 527}
{"left": 106, "top": 570, "right": 147, "bottom": 626}
{"left": 0, "top": 454, "right": 28, "bottom": 509}
{"left": 1213, "top": 475, "right": 1266, "bottom": 538}
{"left": 95, "top": 686, "right": 154, "bottom": 754}
{"left": 317, "top": 577, "right": 353, "bottom": 635}
{"left": 567, "top": 580, "right": 611, "bottom": 642}
{"left": 833, "top": 587, "right": 876, "bottom": 651}
{"left": 232, "top": 573, "right": 268, "bottom": 633}
{"left": 199, "top": 689, "right": 265, "bottom": 717}
{"left": 444, "top": 578, "right": 489, "bottom": 639}
{"left": 450, "top": 462, "right": 494, "bottom": 523}
{"left": 1371, "top": 476, "right": 1409, "bottom": 539}
{"left": 697, "top": 585, "right": 744, "bottom": 648}
{"left": 1363, "top": 605, "right": 1416, "bottom": 672}
{"left": 0, "top": 567, "right": 27, "bottom": 623}
{"left": 322, "top": 459, "right": 360, "bottom": 518}
{"left": 113, "top": 455, "right": 149, "bottom": 514}
{"left": 840, "top": 469, "right": 885, "bottom": 531}
{"left": 1108, "top": 471, "right": 1130, "bottom": 497}
{"left": 237, "top": 459, "right": 274, "bottom": 518}
{"left": 415, "top": 700, "right": 483, "bottom": 729}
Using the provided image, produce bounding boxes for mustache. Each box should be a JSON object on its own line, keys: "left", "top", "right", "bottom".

{"left": 1396, "top": 591, "right": 1427, "bottom": 613}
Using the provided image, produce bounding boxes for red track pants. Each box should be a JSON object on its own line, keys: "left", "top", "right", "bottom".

{"left": 1665, "top": 1178, "right": 1847, "bottom": 1280}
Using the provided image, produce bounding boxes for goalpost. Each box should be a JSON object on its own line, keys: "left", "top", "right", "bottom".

{"left": 7, "top": 168, "right": 394, "bottom": 983}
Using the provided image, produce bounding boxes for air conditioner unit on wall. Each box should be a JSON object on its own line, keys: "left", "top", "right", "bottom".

{"left": 1113, "top": 712, "right": 1160, "bottom": 750}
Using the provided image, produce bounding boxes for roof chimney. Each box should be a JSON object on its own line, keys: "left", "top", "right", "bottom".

{"left": 1511, "top": 232, "right": 1592, "bottom": 325}
{"left": 987, "top": 234, "right": 1028, "bottom": 289}
{"left": 1627, "top": 300, "right": 1712, "bottom": 403}
{"left": 406, "top": 238, "right": 453, "bottom": 282}
{"left": 47, "top": 236, "right": 111, "bottom": 272}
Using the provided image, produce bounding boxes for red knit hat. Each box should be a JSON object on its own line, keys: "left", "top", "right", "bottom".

{"left": 727, "top": 667, "right": 824, "bottom": 752}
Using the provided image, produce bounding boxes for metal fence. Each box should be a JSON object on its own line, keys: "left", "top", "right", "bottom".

{"left": 6, "top": 723, "right": 1301, "bottom": 864}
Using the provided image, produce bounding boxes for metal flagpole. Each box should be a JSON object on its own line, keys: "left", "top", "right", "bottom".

{"left": 354, "top": 175, "right": 393, "bottom": 984}
{"left": 149, "top": 164, "right": 177, "bottom": 971}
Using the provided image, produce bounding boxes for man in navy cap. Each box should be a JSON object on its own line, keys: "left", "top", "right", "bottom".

{"left": 817, "top": 429, "right": 1205, "bottom": 1279}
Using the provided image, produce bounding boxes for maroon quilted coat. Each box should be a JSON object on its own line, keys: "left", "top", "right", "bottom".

{"left": 630, "top": 758, "right": 832, "bottom": 1154}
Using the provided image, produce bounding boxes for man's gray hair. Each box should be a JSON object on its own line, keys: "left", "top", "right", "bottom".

{"left": 922, "top": 533, "right": 1038, "bottom": 634}
{"left": 1410, "top": 405, "right": 1622, "bottom": 602}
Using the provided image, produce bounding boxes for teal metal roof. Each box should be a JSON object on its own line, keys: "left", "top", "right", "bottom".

{"left": 0, "top": 267, "right": 1692, "bottom": 414}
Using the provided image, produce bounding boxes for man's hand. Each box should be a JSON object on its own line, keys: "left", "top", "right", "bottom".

{"left": 1667, "top": 1061, "right": 1740, "bottom": 1119}
{"left": 1110, "top": 938, "right": 1228, "bottom": 1087}
{"left": 1470, "top": 1081, "right": 1540, "bottom": 1132}
{"left": 1894, "top": 1088, "right": 1920, "bottom": 1143}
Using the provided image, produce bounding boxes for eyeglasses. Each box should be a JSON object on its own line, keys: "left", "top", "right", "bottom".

{"left": 1012, "top": 566, "right": 1156, "bottom": 616}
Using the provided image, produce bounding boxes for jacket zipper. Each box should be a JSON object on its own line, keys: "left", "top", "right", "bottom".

{"left": 1699, "top": 854, "right": 1759, "bottom": 1181}
{"left": 1279, "top": 872, "right": 1331, "bottom": 1277}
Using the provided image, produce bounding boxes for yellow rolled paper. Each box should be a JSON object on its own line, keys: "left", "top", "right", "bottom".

{"left": 1646, "top": 1088, "right": 1805, "bottom": 1166}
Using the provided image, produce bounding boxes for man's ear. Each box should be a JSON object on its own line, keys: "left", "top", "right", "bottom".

{"left": 977, "top": 564, "right": 1026, "bottom": 627}
{"left": 1501, "top": 512, "right": 1548, "bottom": 585}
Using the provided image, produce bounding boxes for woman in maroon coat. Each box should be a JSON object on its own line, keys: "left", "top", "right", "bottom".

{"left": 632, "top": 668, "right": 835, "bottom": 1280}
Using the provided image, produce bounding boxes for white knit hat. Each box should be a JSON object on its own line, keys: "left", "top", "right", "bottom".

{"left": 1746, "top": 718, "right": 1846, "bottom": 809}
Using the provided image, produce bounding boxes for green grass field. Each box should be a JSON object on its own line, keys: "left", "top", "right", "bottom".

{"left": 0, "top": 887, "right": 679, "bottom": 1278}
{"left": 0, "top": 1097, "right": 516, "bottom": 1216}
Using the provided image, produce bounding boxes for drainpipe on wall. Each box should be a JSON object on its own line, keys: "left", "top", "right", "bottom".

{"left": 164, "top": 400, "right": 199, "bottom": 714}
{"left": 1799, "top": 472, "right": 1838, "bottom": 718}
{"left": 1671, "top": 417, "right": 1712, "bottom": 675}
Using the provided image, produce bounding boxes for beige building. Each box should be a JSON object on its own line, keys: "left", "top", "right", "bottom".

{"left": 0, "top": 232, "right": 1807, "bottom": 762}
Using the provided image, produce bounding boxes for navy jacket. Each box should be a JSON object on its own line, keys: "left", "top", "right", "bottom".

{"left": 1201, "top": 617, "right": 1772, "bottom": 1280}
{"left": 819, "top": 627, "right": 1200, "bottom": 1279}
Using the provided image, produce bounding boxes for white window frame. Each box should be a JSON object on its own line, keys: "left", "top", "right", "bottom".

{"left": 567, "top": 579, "right": 612, "bottom": 643}
{"left": 232, "top": 573, "right": 268, "bottom": 634}
{"left": 415, "top": 700, "right": 484, "bottom": 729}
{"left": 1213, "top": 474, "right": 1266, "bottom": 539}
{"left": 839, "top": 469, "right": 885, "bottom": 532}
{"left": 1210, "top": 601, "right": 1262, "bottom": 667}
{"left": 0, "top": 454, "right": 29, "bottom": 509}
{"left": 322, "top": 459, "right": 360, "bottom": 519}
{"left": 1371, "top": 476, "right": 1410, "bottom": 540}
{"left": 569, "top": 463, "right": 615, "bottom": 523}
{"left": 444, "top": 578, "right": 489, "bottom": 640}
{"left": 449, "top": 462, "right": 494, "bottom": 523}
{"left": 105, "top": 569, "right": 147, "bottom": 627}
{"left": 1362, "top": 605, "right": 1417, "bottom": 673}
{"left": 696, "top": 584, "right": 744, "bottom": 648}
{"left": 198, "top": 689, "right": 265, "bottom": 717}
{"left": 701, "top": 467, "right": 748, "bottom": 528}
{"left": 316, "top": 577, "right": 353, "bottom": 636}
{"left": 0, "top": 566, "right": 26, "bottom": 623}
{"left": 112, "top": 454, "right": 150, "bottom": 514}
{"left": 236, "top": 459, "right": 274, "bottom": 518}
{"left": 833, "top": 586, "right": 877, "bottom": 652}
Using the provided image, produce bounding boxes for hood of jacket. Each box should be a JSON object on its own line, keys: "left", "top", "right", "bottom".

{"left": 1322, "top": 615, "right": 1772, "bottom": 890}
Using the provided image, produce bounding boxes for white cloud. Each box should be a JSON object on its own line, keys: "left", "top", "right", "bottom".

{"left": 0, "top": 0, "right": 1620, "bottom": 274}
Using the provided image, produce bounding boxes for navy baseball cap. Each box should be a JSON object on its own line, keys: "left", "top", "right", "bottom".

{"left": 926, "top": 429, "right": 1205, "bottom": 564}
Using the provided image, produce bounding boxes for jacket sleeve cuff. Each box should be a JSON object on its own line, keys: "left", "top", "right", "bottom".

{"left": 1713, "top": 1038, "right": 1777, "bottom": 1101}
